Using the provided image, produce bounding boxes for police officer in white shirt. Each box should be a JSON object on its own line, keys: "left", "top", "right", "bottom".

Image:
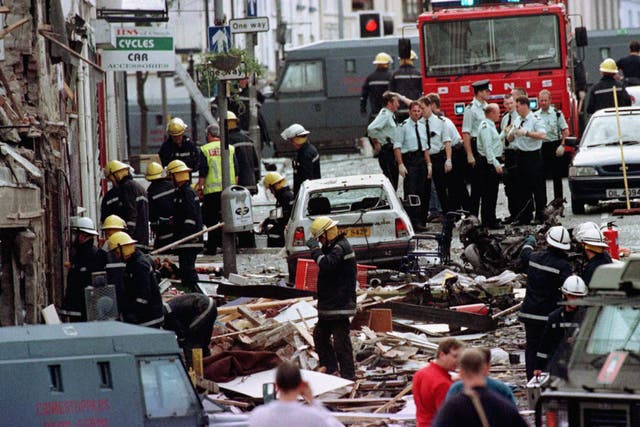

{"left": 507, "top": 96, "right": 547, "bottom": 225}
{"left": 500, "top": 94, "right": 519, "bottom": 223}
{"left": 462, "top": 80, "right": 491, "bottom": 217}
{"left": 477, "top": 104, "right": 504, "bottom": 229}
{"left": 536, "top": 89, "right": 570, "bottom": 200}
{"left": 427, "top": 93, "right": 467, "bottom": 212}
{"left": 394, "top": 101, "right": 432, "bottom": 229}
{"left": 419, "top": 96, "right": 453, "bottom": 215}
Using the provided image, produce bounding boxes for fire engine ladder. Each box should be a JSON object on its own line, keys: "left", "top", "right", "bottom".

{"left": 173, "top": 56, "right": 216, "bottom": 126}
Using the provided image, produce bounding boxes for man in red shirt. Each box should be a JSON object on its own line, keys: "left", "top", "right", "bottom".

{"left": 413, "top": 338, "right": 463, "bottom": 427}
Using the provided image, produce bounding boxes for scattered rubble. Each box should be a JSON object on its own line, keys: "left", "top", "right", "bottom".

{"left": 159, "top": 254, "right": 532, "bottom": 425}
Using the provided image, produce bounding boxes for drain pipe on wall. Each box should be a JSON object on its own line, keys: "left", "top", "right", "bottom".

{"left": 77, "top": 41, "right": 98, "bottom": 222}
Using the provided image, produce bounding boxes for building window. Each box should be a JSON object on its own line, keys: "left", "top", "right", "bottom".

{"left": 403, "top": 0, "right": 421, "bottom": 23}
{"left": 353, "top": 0, "right": 373, "bottom": 11}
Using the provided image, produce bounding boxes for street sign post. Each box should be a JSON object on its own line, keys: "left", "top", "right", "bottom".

{"left": 208, "top": 25, "right": 231, "bottom": 53}
{"left": 229, "top": 17, "right": 269, "bottom": 34}
{"left": 102, "top": 27, "right": 174, "bottom": 71}
{"left": 247, "top": 0, "right": 258, "bottom": 17}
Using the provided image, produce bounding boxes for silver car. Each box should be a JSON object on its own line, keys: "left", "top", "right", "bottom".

{"left": 284, "top": 174, "right": 414, "bottom": 280}
{"left": 569, "top": 106, "right": 640, "bottom": 214}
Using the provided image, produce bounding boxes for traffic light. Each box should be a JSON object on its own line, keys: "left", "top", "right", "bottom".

{"left": 360, "top": 13, "right": 381, "bottom": 38}
{"left": 359, "top": 13, "right": 393, "bottom": 38}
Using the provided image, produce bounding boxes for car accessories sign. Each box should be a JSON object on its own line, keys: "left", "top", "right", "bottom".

{"left": 102, "top": 27, "right": 174, "bottom": 72}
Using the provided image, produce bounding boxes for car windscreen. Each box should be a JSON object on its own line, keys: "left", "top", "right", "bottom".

{"left": 423, "top": 14, "right": 561, "bottom": 77}
{"left": 581, "top": 114, "right": 640, "bottom": 147}
{"left": 306, "top": 186, "right": 390, "bottom": 216}
{"left": 585, "top": 306, "right": 640, "bottom": 355}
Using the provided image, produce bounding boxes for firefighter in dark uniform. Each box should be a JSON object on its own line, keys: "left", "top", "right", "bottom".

{"left": 106, "top": 160, "right": 150, "bottom": 249}
{"left": 390, "top": 50, "right": 422, "bottom": 121}
{"left": 360, "top": 52, "right": 393, "bottom": 123}
{"left": 306, "top": 216, "right": 357, "bottom": 380}
{"left": 158, "top": 117, "right": 203, "bottom": 171}
{"left": 574, "top": 223, "right": 613, "bottom": 285}
{"left": 281, "top": 123, "right": 321, "bottom": 196}
{"left": 394, "top": 101, "right": 432, "bottom": 229}
{"left": 519, "top": 226, "right": 572, "bottom": 380}
{"left": 60, "top": 217, "right": 103, "bottom": 321}
{"left": 586, "top": 58, "right": 631, "bottom": 115}
{"left": 462, "top": 80, "right": 491, "bottom": 216}
{"left": 145, "top": 162, "right": 175, "bottom": 251}
{"left": 534, "top": 275, "right": 588, "bottom": 377}
{"left": 228, "top": 77, "right": 272, "bottom": 150}
{"left": 368, "top": 91, "right": 401, "bottom": 190}
{"left": 163, "top": 293, "right": 217, "bottom": 367}
{"left": 228, "top": 111, "right": 260, "bottom": 248}
{"left": 167, "top": 160, "right": 203, "bottom": 292}
{"left": 99, "top": 215, "right": 128, "bottom": 318}
{"left": 108, "top": 231, "right": 164, "bottom": 328}
{"left": 261, "top": 172, "right": 295, "bottom": 247}
{"left": 100, "top": 162, "right": 124, "bottom": 223}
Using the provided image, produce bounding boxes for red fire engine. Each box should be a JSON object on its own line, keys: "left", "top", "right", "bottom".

{"left": 418, "top": 0, "right": 579, "bottom": 135}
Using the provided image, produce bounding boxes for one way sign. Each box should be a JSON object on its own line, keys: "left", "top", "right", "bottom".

{"left": 230, "top": 17, "right": 270, "bottom": 34}
{"left": 208, "top": 26, "right": 231, "bottom": 53}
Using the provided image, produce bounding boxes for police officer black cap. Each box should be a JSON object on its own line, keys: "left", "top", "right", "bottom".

{"left": 472, "top": 79, "right": 491, "bottom": 93}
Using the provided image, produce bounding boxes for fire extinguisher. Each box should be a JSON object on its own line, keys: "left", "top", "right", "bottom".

{"left": 602, "top": 222, "right": 619, "bottom": 260}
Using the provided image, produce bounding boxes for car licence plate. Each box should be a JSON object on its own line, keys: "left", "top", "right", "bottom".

{"left": 340, "top": 226, "right": 371, "bottom": 238}
{"left": 606, "top": 188, "right": 640, "bottom": 198}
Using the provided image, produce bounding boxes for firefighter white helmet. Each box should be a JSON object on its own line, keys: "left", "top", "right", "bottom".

{"left": 561, "top": 275, "right": 588, "bottom": 296}
{"left": 579, "top": 226, "right": 609, "bottom": 248}
{"left": 280, "top": 123, "right": 310, "bottom": 140}
{"left": 546, "top": 225, "right": 571, "bottom": 250}
{"left": 573, "top": 222, "right": 599, "bottom": 243}
{"left": 72, "top": 216, "right": 99, "bottom": 236}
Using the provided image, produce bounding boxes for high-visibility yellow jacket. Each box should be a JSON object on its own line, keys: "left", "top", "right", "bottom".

{"left": 199, "top": 139, "right": 236, "bottom": 195}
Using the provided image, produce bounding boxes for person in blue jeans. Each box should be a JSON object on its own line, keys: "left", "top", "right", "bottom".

{"left": 445, "top": 347, "right": 516, "bottom": 406}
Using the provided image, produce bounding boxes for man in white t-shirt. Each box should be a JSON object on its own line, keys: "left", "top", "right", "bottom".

{"left": 248, "top": 362, "right": 343, "bottom": 427}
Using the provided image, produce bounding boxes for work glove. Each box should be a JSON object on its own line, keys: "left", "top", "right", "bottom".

{"left": 555, "top": 144, "right": 565, "bottom": 157}
{"left": 523, "top": 235, "right": 536, "bottom": 247}
{"left": 399, "top": 164, "right": 408, "bottom": 178}
{"left": 306, "top": 237, "right": 320, "bottom": 250}
{"left": 515, "top": 128, "right": 528, "bottom": 137}
{"left": 360, "top": 106, "right": 367, "bottom": 116}
{"left": 427, "top": 163, "right": 433, "bottom": 180}
{"left": 467, "top": 154, "right": 476, "bottom": 167}
{"left": 444, "top": 159, "right": 453, "bottom": 173}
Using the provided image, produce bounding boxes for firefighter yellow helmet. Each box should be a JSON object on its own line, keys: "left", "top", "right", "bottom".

{"left": 166, "top": 159, "right": 191, "bottom": 184}
{"left": 104, "top": 160, "right": 128, "bottom": 178}
{"left": 107, "top": 231, "right": 137, "bottom": 258}
{"left": 310, "top": 216, "right": 339, "bottom": 238}
{"left": 167, "top": 117, "right": 187, "bottom": 136}
{"left": 226, "top": 111, "right": 239, "bottom": 121}
{"left": 166, "top": 159, "right": 191, "bottom": 174}
{"left": 263, "top": 172, "right": 285, "bottom": 188}
{"left": 599, "top": 58, "right": 618, "bottom": 74}
{"left": 373, "top": 52, "right": 393, "bottom": 65}
{"left": 102, "top": 215, "right": 126, "bottom": 231}
{"left": 145, "top": 162, "right": 164, "bottom": 181}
